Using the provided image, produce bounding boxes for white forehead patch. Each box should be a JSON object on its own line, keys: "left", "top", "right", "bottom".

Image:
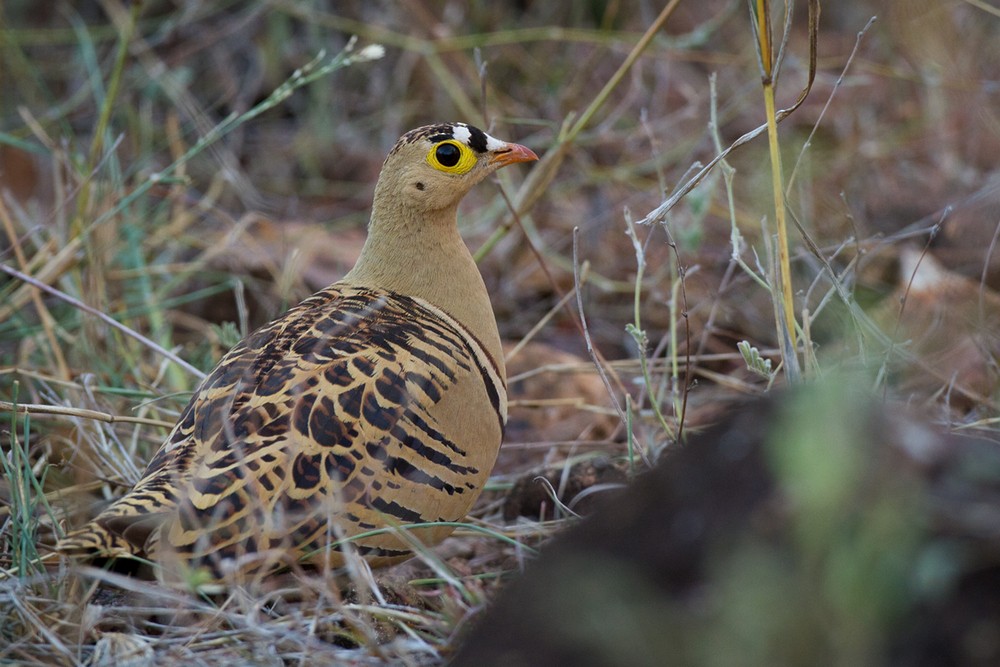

{"left": 452, "top": 124, "right": 472, "bottom": 144}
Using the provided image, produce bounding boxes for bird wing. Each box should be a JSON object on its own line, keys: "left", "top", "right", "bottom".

{"left": 58, "top": 284, "right": 506, "bottom": 573}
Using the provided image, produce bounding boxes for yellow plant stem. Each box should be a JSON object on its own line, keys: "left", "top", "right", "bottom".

{"left": 754, "top": 0, "right": 798, "bottom": 369}
{"left": 763, "top": 83, "right": 797, "bottom": 353}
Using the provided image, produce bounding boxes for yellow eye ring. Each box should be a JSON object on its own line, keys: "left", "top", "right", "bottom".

{"left": 427, "top": 140, "right": 477, "bottom": 175}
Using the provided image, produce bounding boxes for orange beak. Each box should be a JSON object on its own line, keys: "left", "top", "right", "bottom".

{"left": 490, "top": 142, "right": 539, "bottom": 167}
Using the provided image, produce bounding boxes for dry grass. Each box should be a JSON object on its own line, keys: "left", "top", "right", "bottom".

{"left": 1, "top": 1, "right": 999, "bottom": 664}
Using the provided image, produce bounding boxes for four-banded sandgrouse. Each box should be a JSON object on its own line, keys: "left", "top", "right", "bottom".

{"left": 56, "top": 123, "right": 538, "bottom": 582}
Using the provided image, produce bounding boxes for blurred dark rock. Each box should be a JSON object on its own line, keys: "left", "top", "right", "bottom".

{"left": 452, "top": 380, "right": 1000, "bottom": 667}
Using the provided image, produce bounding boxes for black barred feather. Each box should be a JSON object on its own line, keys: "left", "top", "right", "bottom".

{"left": 57, "top": 285, "right": 506, "bottom": 579}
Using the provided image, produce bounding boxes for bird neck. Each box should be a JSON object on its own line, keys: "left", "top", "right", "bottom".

{"left": 343, "top": 201, "right": 504, "bottom": 376}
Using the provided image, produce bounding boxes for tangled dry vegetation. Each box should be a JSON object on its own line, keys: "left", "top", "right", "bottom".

{"left": 1, "top": 1, "right": 999, "bottom": 665}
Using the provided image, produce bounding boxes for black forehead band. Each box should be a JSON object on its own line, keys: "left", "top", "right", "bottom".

{"left": 428, "top": 125, "right": 490, "bottom": 153}
{"left": 466, "top": 126, "right": 489, "bottom": 153}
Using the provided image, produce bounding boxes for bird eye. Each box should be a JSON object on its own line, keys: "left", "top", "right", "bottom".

{"left": 426, "top": 140, "right": 475, "bottom": 174}
{"left": 435, "top": 142, "right": 461, "bottom": 167}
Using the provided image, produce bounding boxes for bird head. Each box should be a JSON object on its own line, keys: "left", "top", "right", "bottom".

{"left": 374, "top": 122, "right": 538, "bottom": 213}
